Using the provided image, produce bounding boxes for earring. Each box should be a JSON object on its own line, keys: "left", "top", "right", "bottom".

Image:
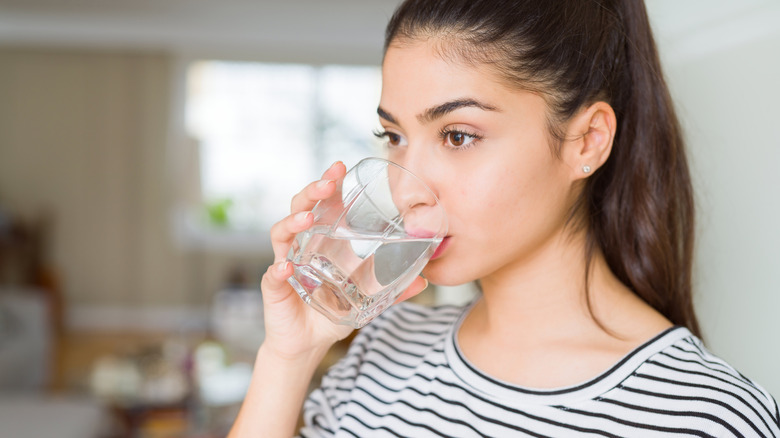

{"left": 582, "top": 165, "right": 592, "bottom": 173}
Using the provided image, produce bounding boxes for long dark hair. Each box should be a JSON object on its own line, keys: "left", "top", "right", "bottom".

{"left": 386, "top": 0, "right": 700, "bottom": 337}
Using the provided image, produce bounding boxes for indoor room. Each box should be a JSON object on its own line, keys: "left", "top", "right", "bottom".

{"left": 1, "top": 1, "right": 778, "bottom": 437}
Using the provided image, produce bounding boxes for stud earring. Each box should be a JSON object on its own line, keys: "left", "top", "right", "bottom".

{"left": 583, "top": 165, "right": 592, "bottom": 173}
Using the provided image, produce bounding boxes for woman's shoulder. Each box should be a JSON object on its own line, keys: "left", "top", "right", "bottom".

{"left": 324, "top": 301, "right": 465, "bottom": 388}
{"left": 633, "top": 328, "right": 780, "bottom": 432}
{"left": 367, "top": 300, "right": 467, "bottom": 336}
{"left": 348, "top": 301, "right": 467, "bottom": 354}
{"left": 379, "top": 300, "right": 468, "bottom": 323}
{"left": 652, "top": 331, "right": 777, "bottom": 403}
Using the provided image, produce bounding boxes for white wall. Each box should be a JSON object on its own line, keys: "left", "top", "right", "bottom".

{"left": 643, "top": 0, "right": 780, "bottom": 399}
{"left": 662, "top": 34, "right": 780, "bottom": 396}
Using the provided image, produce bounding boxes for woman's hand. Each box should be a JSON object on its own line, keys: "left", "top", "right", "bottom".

{"left": 229, "top": 161, "right": 429, "bottom": 438}
{"left": 259, "top": 162, "right": 353, "bottom": 361}
{"left": 260, "top": 161, "right": 430, "bottom": 362}
{"left": 229, "top": 163, "right": 350, "bottom": 438}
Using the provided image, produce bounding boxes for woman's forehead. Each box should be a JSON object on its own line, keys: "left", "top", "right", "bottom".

{"left": 380, "top": 42, "right": 534, "bottom": 120}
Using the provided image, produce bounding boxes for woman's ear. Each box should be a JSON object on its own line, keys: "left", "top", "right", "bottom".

{"left": 562, "top": 101, "right": 616, "bottom": 180}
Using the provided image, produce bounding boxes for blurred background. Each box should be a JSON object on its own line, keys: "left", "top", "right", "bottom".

{"left": 0, "top": 0, "right": 778, "bottom": 437}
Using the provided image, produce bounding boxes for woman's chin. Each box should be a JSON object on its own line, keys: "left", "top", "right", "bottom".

{"left": 422, "top": 262, "right": 477, "bottom": 288}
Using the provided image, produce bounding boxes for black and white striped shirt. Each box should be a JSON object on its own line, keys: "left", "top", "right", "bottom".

{"left": 299, "top": 302, "right": 780, "bottom": 437}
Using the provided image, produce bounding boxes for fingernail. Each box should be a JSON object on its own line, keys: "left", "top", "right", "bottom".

{"left": 422, "top": 278, "right": 429, "bottom": 290}
{"left": 295, "top": 211, "right": 311, "bottom": 222}
{"left": 323, "top": 161, "right": 341, "bottom": 176}
{"left": 316, "top": 179, "right": 333, "bottom": 189}
{"left": 277, "top": 261, "right": 288, "bottom": 274}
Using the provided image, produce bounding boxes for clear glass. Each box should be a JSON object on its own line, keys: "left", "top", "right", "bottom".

{"left": 287, "top": 157, "right": 448, "bottom": 328}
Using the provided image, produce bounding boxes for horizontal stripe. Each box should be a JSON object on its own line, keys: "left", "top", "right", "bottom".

{"left": 351, "top": 385, "right": 490, "bottom": 437}
{"left": 621, "top": 385, "right": 773, "bottom": 437}
{"left": 598, "top": 396, "right": 742, "bottom": 436}
{"left": 649, "top": 355, "right": 777, "bottom": 427}
{"left": 356, "top": 361, "right": 640, "bottom": 437}
{"left": 298, "top": 303, "right": 779, "bottom": 438}
{"left": 630, "top": 372, "right": 769, "bottom": 436}
{"left": 558, "top": 405, "right": 715, "bottom": 438}
{"left": 346, "top": 398, "right": 461, "bottom": 438}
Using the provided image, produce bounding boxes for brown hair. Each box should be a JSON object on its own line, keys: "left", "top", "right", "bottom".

{"left": 385, "top": 0, "right": 700, "bottom": 337}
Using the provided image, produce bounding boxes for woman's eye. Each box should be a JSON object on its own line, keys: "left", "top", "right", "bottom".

{"left": 373, "top": 129, "right": 407, "bottom": 147}
{"left": 444, "top": 130, "right": 478, "bottom": 148}
{"left": 387, "top": 133, "right": 403, "bottom": 146}
{"left": 448, "top": 132, "right": 466, "bottom": 146}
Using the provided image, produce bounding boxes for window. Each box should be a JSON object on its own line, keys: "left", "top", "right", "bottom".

{"left": 181, "top": 61, "right": 383, "bottom": 248}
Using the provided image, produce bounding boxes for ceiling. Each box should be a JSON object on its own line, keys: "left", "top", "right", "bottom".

{"left": 0, "top": 0, "right": 777, "bottom": 65}
{"left": 0, "top": 0, "right": 400, "bottom": 63}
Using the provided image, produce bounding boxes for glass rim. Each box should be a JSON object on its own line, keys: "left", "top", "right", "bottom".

{"left": 353, "top": 157, "right": 448, "bottom": 236}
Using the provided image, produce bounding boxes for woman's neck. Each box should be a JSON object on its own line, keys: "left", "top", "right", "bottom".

{"left": 477, "top": 227, "right": 597, "bottom": 337}
{"left": 458, "top": 227, "right": 672, "bottom": 388}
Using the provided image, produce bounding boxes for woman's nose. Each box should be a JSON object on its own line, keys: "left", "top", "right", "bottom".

{"left": 386, "top": 146, "right": 447, "bottom": 236}
{"left": 388, "top": 164, "right": 436, "bottom": 214}
{"left": 387, "top": 163, "right": 446, "bottom": 240}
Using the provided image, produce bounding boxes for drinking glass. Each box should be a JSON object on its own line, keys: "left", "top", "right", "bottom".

{"left": 287, "top": 157, "right": 447, "bottom": 328}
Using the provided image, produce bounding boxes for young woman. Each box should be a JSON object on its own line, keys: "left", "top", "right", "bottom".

{"left": 229, "top": 0, "right": 780, "bottom": 436}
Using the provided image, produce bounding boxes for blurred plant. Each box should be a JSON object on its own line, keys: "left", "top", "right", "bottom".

{"left": 204, "top": 199, "right": 233, "bottom": 227}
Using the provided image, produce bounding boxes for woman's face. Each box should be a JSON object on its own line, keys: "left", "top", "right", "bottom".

{"left": 379, "top": 40, "right": 579, "bottom": 286}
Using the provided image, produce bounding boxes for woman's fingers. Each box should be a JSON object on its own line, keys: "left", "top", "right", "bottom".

{"left": 270, "top": 210, "right": 313, "bottom": 263}
{"left": 260, "top": 261, "right": 294, "bottom": 305}
{"left": 394, "top": 276, "right": 430, "bottom": 304}
{"left": 290, "top": 179, "right": 336, "bottom": 214}
{"left": 268, "top": 161, "right": 348, "bottom": 268}
{"left": 322, "top": 161, "right": 347, "bottom": 182}
{"left": 290, "top": 161, "right": 347, "bottom": 213}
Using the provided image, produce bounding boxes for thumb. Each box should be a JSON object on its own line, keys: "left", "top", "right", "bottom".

{"left": 394, "top": 276, "right": 429, "bottom": 304}
{"left": 261, "top": 261, "right": 297, "bottom": 306}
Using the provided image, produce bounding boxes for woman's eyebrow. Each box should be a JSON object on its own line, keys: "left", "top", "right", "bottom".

{"left": 377, "top": 106, "right": 398, "bottom": 124}
{"left": 377, "top": 98, "right": 499, "bottom": 126}
{"left": 417, "top": 98, "right": 498, "bottom": 124}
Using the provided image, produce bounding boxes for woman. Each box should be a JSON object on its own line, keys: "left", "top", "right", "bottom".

{"left": 230, "top": 0, "right": 779, "bottom": 436}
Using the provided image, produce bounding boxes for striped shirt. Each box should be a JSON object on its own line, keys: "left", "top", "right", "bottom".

{"left": 299, "top": 302, "right": 780, "bottom": 437}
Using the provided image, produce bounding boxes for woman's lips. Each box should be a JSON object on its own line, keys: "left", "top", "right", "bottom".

{"left": 431, "top": 236, "right": 451, "bottom": 260}
{"left": 405, "top": 229, "right": 450, "bottom": 260}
